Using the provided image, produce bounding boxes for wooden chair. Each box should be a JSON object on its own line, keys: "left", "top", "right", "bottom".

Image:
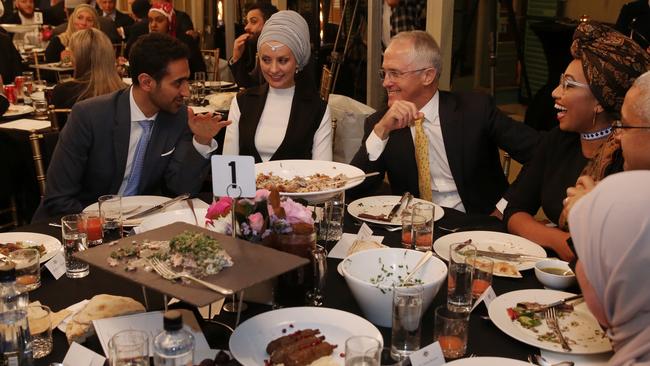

{"left": 331, "top": 117, "right": 338, "bottom": 151}
{"left": 200, "top": 48, "right": 220, "bottom": 81}
{"left": 320, "top": 65, "right": 334, "bottom": 102}
{"left": 47, "top": 105, "right": 71, "bottom": 131}
{"left": 28, "top": 128, "right": 60, "bottom": 197}
{"left": 502, "top": 152, "right": 512, "bottom": 180}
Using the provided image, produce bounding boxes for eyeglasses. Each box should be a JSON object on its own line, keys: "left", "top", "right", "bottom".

{"left": 378, "top": 67, "right": 431, "bottom": 80}
{"left": 612, "top": 119, "right": 650, "bottom": 134}
{"left": 559, "top": 73, "right": 590, "bottom": 91}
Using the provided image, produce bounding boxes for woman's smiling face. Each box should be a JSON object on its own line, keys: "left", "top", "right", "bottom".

{"left": 258, "top": 41, "right": 297, "bottom": 89}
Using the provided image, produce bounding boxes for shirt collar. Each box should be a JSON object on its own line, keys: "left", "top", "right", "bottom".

{"left": 129, "top": 86, "right": 158, "bottom": 123}
{"left": 419, "top": 90, "right": 440, "bottom": 124}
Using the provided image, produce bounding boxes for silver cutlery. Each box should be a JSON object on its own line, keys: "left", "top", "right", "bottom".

{"left": 186, "top": 199, "right": 198, "bottom": 226}
{"left": 126, "top": 194, "right": 190, "bottom": 220}
{"left": 148, "top": 257, "right": 233, "bottom": 295}
{"left": 385, "top": 192, "right": 411, "bottom": 222}
{"left": 545, "top": 306, "right": 572, "bottom": 351}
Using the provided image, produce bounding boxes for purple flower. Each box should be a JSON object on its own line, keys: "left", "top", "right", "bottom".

{"left": 248, "top": 212, "right": 264, "bottom": 233}
{"left": 254, "top": 189, "right": 271, "bottom": 202}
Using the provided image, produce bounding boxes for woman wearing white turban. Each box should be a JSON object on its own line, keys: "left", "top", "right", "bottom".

{"left": 569, "top": 170, "right": 650, "bottom": 365}
{"left": 223, "top": 10, "right": 332, "bottom": 162}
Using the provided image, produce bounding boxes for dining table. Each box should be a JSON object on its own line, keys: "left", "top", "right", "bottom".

{"left": 14, "top": 202, "right": 562, "bottom": 365}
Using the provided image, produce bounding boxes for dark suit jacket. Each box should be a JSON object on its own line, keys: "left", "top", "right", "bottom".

{"left": 350, "top": 91, "right": 540, "bottom": 215}
{"left": 33, "top": 88, "right": 211, "bottom": 221}
{"left": 229, "top": 39, "right": 261, "bottom": 88}
{"left": 0, "top": 31, "right": 24, "bottom": 82}
{"left": 111, "top": 9, "right": 134, "bottom": 31}
{"left": 615, "top": 0, "right": 650, "bottom": 49}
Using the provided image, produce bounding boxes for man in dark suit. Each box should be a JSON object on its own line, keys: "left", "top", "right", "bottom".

{"left": 2, "top": 0, "right": 42, "bottom": 24}
{"left": 97, "top": 0, "right": 133, "bottom": 38}
{"left": 228, "top": 2, "right": 278, "bottom": 88}
{"left": 616, "top": 0, "right": 650, "bottom": 50}
{"left": 350, "top": 31, "right": 539, "bottom": 216}
{"left": 33, "top": 33, "right": 231, "bottom": 221}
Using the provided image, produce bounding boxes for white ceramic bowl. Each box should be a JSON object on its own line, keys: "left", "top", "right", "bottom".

{"left": 534, "top": 259, "right": 576, "bottom": 290}
{"left": 340, "top": 248, "right": 448, "bottom": 327}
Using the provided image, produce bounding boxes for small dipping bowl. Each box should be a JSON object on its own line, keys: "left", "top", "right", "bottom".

{"left": 534, "top": 259, "right": 576, "bottom": 290}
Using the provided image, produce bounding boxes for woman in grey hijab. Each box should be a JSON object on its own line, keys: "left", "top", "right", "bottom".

{"left": 223, "top": 10, "right": 332, "bottom": 163}
{"left": 569, "top": 170, "right": 650, "bottom": 366}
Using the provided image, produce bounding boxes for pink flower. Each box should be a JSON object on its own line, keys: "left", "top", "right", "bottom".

{"left": 248, "top": 212, "right": 264, "bottom": 233}
{"left": 281, "top": 198, "right": 314, "bottom": 226}
{"left": 206, "top": 196, "right": 233, "bottom": 219}
{"left": 254, "top": 189, "right": 271, "bottom": 202}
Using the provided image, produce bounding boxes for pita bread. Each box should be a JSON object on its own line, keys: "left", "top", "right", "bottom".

{"left": 493, "top": 261, "right": 522, "bottom": 278}
{"left": 347, "top": 240, "right": 385, "bottom": 256}
{"left": 66, "top": 294, "right": 145, "bottom": 344}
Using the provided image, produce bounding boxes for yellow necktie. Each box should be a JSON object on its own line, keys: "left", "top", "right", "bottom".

{"left": 414, "top": 117, "right": 432, "bottom": 201}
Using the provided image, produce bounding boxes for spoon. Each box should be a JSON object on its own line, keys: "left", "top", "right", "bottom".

{"left": 401, "top": 251, "right": 433, "bottom": 285}
{"left": 528, "top": 354, "right": 575, "bottom": 366}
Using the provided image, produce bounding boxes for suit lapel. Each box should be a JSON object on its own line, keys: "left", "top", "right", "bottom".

{"left": 438, "top": 91, "right": 464, "bottom": 187}
{"left": 111, "top": 89, "right": 132, "bottom": 193}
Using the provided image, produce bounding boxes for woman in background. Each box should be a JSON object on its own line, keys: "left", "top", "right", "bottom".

{"left": 51, "top": 28, "right": 126, "bottom": 109}
{"left": 223, "top": 10, "right": 332, "bottom": 162}
{"left": 45, "top": 4, "right": 98, "bottom": 63}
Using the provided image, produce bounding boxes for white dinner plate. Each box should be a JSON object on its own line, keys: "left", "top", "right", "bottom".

{"left": 56, "top": 299, "right": 90, "bottom": 333}
{"left": 189, "top": 106, "right": 216, "bottom": 115}
{"left": 347, "top": 195, "right": 444, "bottom": 226}
{"left": 229, "top": 307, "right": 382, "bottom": 366}
{"left": 205, "top": 81, "right": 236, "bottom": 89}
{"left": 206, "top": 92, "right": 237, "bottom": 111}
{"left": 433, "top": 231, "right": 547, "bottom": 274}
{"left": 0, "top": 24, "right": 39, "bottom": 33}
{"left": 3, "top": 104, "right": 35, "bottom": 118}
{"left": 83, "top": 196, "right": 209, "bottom": 226}
{"left": 488, "top": 289, "right": 612, "bottom": 354}
{"left": 445, "top": 357, "right": 531, "bottom": 365}
{"left": 255, "top": 160, "right": 366, "bottom": 204}
{"left": 0, "top": 232, "right": 63, "bottom": 263}
{"left": 137, "top": 208, "right": 224, "bottom": 233}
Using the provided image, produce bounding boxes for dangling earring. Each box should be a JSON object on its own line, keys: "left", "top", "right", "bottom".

{"left": 295, "top": 69, "right": 299, "bottom": 74}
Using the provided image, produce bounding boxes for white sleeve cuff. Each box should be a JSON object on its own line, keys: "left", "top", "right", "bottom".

{"left": 366, "top": 130, "right": 389, "bottom": 161}
{"left": 192, "top": 137, "right": 218, "bottom": 158}
{"left": 495, "top": 198, "right": 508, "bottom": 214}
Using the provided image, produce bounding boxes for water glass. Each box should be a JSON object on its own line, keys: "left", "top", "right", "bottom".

{"left": 320, "top": 192, "right": 345, "bottom": 242}
{"left": 390, "top": 285, "right": 423, "bottom": 361}
{"left": 471, "top": 257, "right": 494, "bottom": 300}
{"left": 108, "top": 330, "right": 149, "bottom": 366}
{"left": 99, "top": 195, "right": 123, "bottom": 242}
{"left": 33, "top": 99, "right": 48, "bottom": 120}
{"left": 345, "top": 336, "right": 381, "bottom": 366}
{"left": 27, "top": 305, "right": 53, "bottom": 358}
{"left": 81, "top": 211, "right": 103, "bottom": 247}
{"left": 411, "top": 202, "right": 435, "bottom": 251}
{"left": 447, "top": 242, "right": 476, "bottom": 313}
{"left": 61, "top": 214, "right": 90, "bottom": 278}
{"left": 434, "top": 305, "right": 470, "bottom": 359}
{"left": 9, "top": 248, "right": 40, "bottom": 291}
{"left": 401, "top": 215, "right": 424, "bottom": 249}
{"left": 306, "top": 245, "right": 327, "bottom": 306}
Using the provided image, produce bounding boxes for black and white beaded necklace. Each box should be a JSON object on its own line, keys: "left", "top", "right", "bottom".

{"left": 581, "top": 126, "right": 613, "bottom": 141}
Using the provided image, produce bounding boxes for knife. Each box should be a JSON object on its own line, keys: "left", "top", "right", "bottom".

{"left": 385, "top": 192, "right": 411, "bottom": 222}
{"left": 472, "top": 249, "right": 547, "bottom": 262}
{"left": 126, "top": 194, "right": 190, "bottom": 220}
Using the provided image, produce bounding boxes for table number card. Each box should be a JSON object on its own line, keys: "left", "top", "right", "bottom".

{"left": 471, "top": 286, "right": 497, "bottom": 312}
{"left": 409, "top": 341, "right": 446, "bottom": 366}
{"left": 34, "top": 12, "right": 44, "bottom": 24}
{"left": 211, "top": 155, "right": 256, "bottom": 198}
{"left": 63, "top": 342, "right": 106, "bottom": 366}
{"left": 45, "top": 252, "right": 66, "bottom": 280}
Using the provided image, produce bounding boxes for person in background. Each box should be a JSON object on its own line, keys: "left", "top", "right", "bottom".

{"left": 223, "top": 10, "right": 332, "bottom": 162}
{"left": 0, "top": 31, "right": 24, "bottom": 82}
{"left": 504, "top": 22, "right": 650, "bottom": 261}
{"left": 562, "top": 70, "right": 650, "bottom": 216}
{"left": 33, "top": 33, "right": 230, "bottom": 221}
{"left": 141, "top": 3, "right": 205, "bottom": 78}
{"left": 2, "top": 0, "right": 40, "bottom": 25}
{"left": 569, "top": 170, "right": 650, "bottom": 366}
{"left": 123, "top": 0, "right": 149, "bottom": 54}
{"left": 350, "top": 30, "right": 539, "bottom": 215}
{"left": 150, "top": 0, "right": 195, "bottom": 39}
{"left": 97, "top": 0, "right": 133, "bottom": 39}
{"left": 228, "top": 1, "right": 278, "bottom": 88}
{"left": 47, "top": 0, "right": 120, "bottom": 42}
{"left": 51, "top": 28, "right": 126, "bottom": 109}
{"left": 44, "top": 3, "right": 97, "bottom": 62}
{"left": 616, "top": 0, "right": 650, "bottom": 51}
{"left": 383, "top": 0, "right": 426, "bottom": 43}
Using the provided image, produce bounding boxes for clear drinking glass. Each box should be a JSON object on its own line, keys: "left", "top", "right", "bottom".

{"left": 345, "top": 336, "right": 381, "bottom": 366}
{"left": 401, "top": 214, "right": 423, "bottom": 249}
{"left": 390, "top": 285, "right": 423, "bottom": 361}
{"left": 108, "top": 330, "right": 149, "bottom": 366}
{"left": 32, "top": 99, "right": 48, "bottom": 120}
{"left": 98, "top": 195, "right": 123, "bottom": 242}
{"left": 320, "top": 191, "right": 345, "bottom": 242}
{"left": 306, "top": 244, "right": 327, "bottom": 306}
{"left": 434, "top": 305, "right": 470, "bottom": 359}
{"left": 447, "top": 242, "right": 476, "bottom": 313}
{"left": 471, "top": 257, "right": 494, "bottom": 300}
{"left": 81, "top": 211, "right": 103, "bottom": 247}
{"left": 9, "top": 248, "right": 40, "bottom": 291}
{"left": 411, "top": 202, "right": 435, "bottom": 251}
{"left": 61, "top": 214, "right": 89, "bottom": 278}
{"left": 27, "top": 305, "right": 53, "bottom": 358}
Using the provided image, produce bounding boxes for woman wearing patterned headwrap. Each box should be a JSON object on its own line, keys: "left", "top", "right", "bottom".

{"left": 504, "top": 21, "right": 650, "bottom": 262}
{"left": 569, "top": 171, "right": 650, "bottom": 366}
{"left": 222, "top": 10, "right": 332, "bottom": 162}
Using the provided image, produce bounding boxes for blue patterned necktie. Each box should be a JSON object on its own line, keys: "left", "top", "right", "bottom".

{"left": 123, "top": 120, "right": 154, "bottom": 196}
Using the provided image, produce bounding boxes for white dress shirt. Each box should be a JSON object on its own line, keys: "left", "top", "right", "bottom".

{"left": 365, "top": 92, "right": 467, "bottom": 212}
{"left": 117, "top": 87, "right": 217, "bottom": 194}
{"left": 223, "top": 85, "right": 333, "bottom": 162}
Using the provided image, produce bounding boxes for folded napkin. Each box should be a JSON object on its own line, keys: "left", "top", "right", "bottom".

{"left": 328, "top": 233, "right": 385, "bottom": 259}
{"left": 0, "top": 118, "right": 51, "bottom": 131}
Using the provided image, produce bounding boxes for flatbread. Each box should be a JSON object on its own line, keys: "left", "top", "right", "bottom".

{"left": 494, "top": 261, "right": 522, "bottom": 278}
{"left": 347, "top": 240, "right": 385, "bottom": 256}
{"left": 66, "top": 294, "right": 145, "bottom": 344}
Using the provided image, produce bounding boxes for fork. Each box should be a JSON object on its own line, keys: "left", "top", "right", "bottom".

{"left": 545, "top": 307, "right": 572, "bottom": 351}
{"left": 148, "top": 257, "right": 233, "bottom": 295}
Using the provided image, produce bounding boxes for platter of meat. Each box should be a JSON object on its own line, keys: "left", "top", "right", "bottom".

{"left": 229, "top": 307, "right": 382, "bottom": 366}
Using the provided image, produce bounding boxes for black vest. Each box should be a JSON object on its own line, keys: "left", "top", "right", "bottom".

{"left": 236, "top": 81, "right": 327, "bottom": 163}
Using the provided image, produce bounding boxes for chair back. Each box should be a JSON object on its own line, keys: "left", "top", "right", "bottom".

{"left": 201, "top": 48, "right": 221, "bottom": 81}
{"left": 28, "top": 129, "right": 60, "bottom": 197}
{"left": 47, "top": 106, "right": 72, "bottom": 131}
{"left": 327, "top": 94, "right": 376, "bottom": 163}
{"left": 320, "top": 65, "right": 334, "bottom": 102}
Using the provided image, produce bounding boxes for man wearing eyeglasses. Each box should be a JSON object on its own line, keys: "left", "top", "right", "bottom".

{"left": 563, "top": 70, "right": 650, "bottom": 214}
{"left": 350, "top": 31, "right": 540, "bottom": 216}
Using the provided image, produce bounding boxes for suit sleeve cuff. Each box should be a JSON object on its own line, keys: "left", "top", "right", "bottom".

{"left": 192, "top": 137, "right": 218, "bottom": 158}
{"left": 366, "top": 130, "right": 388, "bottom": 161}
{"left": 495, "top": 198, "right": 508, "bottom": 214}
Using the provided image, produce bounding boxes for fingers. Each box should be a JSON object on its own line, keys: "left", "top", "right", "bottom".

{"left": 576, "top": 175, "right": 596, "bottom": 189}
